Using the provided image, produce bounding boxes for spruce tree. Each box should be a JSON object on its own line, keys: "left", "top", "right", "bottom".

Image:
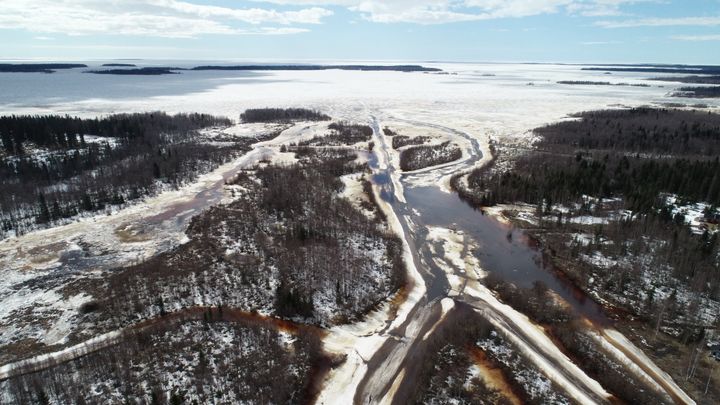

{"left": 37, "top": 193, "right": 51, "bottom": 224}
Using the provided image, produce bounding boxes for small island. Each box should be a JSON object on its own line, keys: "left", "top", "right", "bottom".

{"left": 672, "top": 86, "right": 720, "bottom": 98}
{"left": 557, "top": 81, "right": 650, "bottom": 87}
{"left": 85, "top": 67, "right": 182, "bottom": 75}
{"left": 0, "top": 63, "right": 87, "bottom": 73}
{"left": 582, "top": 64, "right": 720, "bottom": 75}
{"left": 101, "top": 63, "right": 137, "bottom": 67}
{"left": 650, "top": 75, "right": 720, "bottom": 85}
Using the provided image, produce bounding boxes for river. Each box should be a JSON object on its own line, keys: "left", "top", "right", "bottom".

{"left": 369, "top": 116, "right": 609, "bottom": 325}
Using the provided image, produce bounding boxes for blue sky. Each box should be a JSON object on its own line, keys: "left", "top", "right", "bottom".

{"left": 1, "top": 0, "right": 718, "bottom": 63}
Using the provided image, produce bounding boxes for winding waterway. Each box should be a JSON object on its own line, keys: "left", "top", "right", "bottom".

{"left": 369, "top": 115, "right": 609, "bottom": 325}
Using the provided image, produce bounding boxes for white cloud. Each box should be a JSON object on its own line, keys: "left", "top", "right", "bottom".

{"left": 566, "top": 0, "right": 653, "bottom": 17}
{"left": 672, "top": 34, "right": 720, "bottom": 41}
{"left": 596, "top": 16, "right": 720, "bottom": 28}
{"left": 0, "top": 0, "right": 673, "bottom": 35}
{"left": 151, "top": 0, "right": 332, "bottom": 25}
{"left": 251, "top": 0, "right": 647, "bottom": 24}
{"left": 341, "top": 0, "right": 589, "bottom": 24}
{"left": 0, "top": 0, "right": 329, "bottom": 37}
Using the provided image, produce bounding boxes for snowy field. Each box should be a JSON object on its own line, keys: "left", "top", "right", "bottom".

{"left": 0, "top": 62, "right": 711, "bottom": 403}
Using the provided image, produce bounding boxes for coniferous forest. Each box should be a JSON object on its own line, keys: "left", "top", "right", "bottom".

{"left": 454, "top": 107, "right": 720, "bottom": 329}
{"left": 240, "top": 108, "right": 330, "bottom": 123}
{"left": 0, "top": 113, "right": 240, "bottom": 237}
{"left": 460, "top": 108, "right": 720, "bottom": 211}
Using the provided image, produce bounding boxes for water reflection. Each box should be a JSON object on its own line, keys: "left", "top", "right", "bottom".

{"left": 404, "top": 185, "right": 610, "bottom": 325}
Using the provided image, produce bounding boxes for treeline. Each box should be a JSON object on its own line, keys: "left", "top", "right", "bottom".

{"left": 557, "top": 81, "right": 650, "bottom": 87}
{"left": 392, "top": 135, "right": 429, "bottom": 149}
{"left": 0, "top": 64, "right": 441, "bottom": 74}
{"left": 192, "top": 64, "right": 441, "bottom": 72}
{"left": 80, "top": 149, "right": 404, "bottom": 329}
{"left": 651, "top": 75, "right": 720, "bottom": 85}
{"left": 382, "top": 126, "right": 432, "bottom": 149}
{"left": 467, "top": 153, "right": 720, "bottom": 212}
{"left": 298, "top": 122, "right": 373, "bottom": 146}
{"left": 0, "top": 112, "right": 228, "bottom": 155}
{"left": 240, "top": 108, "right": 331, "bottom": 123}
{"left": 382, "top": 127, "right": 398, "bottom": 136}
{"left": 0, "top": 63, "right": 87, "bottom": 73}
{"left": 86, "top": 67, "right": 180, "bottom": 75}
{"left": 674, "top": 86, "right": 720, "bottom": 98}
{"left": 0, "top": 113, "right": 238, "bottom": 237}
{"left": 583, "top": 66, "right": 720, "bottom": 74}
{"left": 399, "top": 141, "right": 462, "bottom": 171}
{"left": 535, "top": 108, "right": 720, "bottom": 156}
{"left": 459, "top": 108, "right": 720, "bottom": 210}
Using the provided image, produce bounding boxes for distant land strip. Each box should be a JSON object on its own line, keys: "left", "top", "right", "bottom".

{"left": 81, "top": 64, "right": 443, "bottom": 75}
{"left": 672, "top": 86, "right": 720, "bottom": 98}
{"left": 583, "top": 66, "right": 720, "bottom": 75}
{"left": 190, "top": 64, "right": 441, "bottom": 72}
{"left": 649, "top": 75, "right": 720, "bottom": 85}
{"left": 1, "top": 63, "right": 441, "bottom": 75}
{"left": 0, "top": 63, "right": 87, "bottom": 73}
{"left": 557, "top": 81, "right": 650, "bottom": 87}
{"left": 85, "top": 67, "right": 181, "bottom": 75}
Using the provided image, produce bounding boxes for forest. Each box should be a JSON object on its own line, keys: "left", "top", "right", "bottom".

{"left": 391, "top": 135, "right": 430, "bottom": 149}
{"left": 399, "top": 305, "right": 502, "bottom": 404}
{"left": 0, "top": 112, "right": 238, "bottom": 237}
{"left": 0, "top": 109, "right": 410, "bottom": 405}
{"left": 1, "top": 315, "right": 327, "bottom": 404}
{"left": 673, "top": 86, "right": 720, "bottom": 98}
{"left": 453, "top": 108, "right": 720, "bottom": 351}
{"left": 66, "top": 148, "right": 404, "bottom": 333}
{"left": 240, "top": 107, "right": 330, "bottom": 123}
{"left": 298, "top": 122, "right": 373, "bottom": 146}
{"left": 485, "top": 275, "right": 674, "bottom": 404}
{"left": 399, "top": 141, "right": 462, "bottom": 171}
{"left": 408, "top": 304, "right": 583, "bottom": 404}
{"left": 458, "top": 108, "right": 720, "bottom": 209}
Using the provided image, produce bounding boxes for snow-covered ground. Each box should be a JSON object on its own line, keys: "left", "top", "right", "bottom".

{"left": 317, "top": 153, "right": 429, "bottom": 404}
{"left": 664, "top": 194, "right": 720, "bottom": 235}
{"left": 464, "top": 281, "right": 612, "bottom": 404}
{"left": 602, "top": 329, "right": 696, "bottom": 405}
{"left": 0, "top": 122, "right": 304, "bottom": 360}
{"left": 0, "top": 63, "right": 709, "bottom": 403}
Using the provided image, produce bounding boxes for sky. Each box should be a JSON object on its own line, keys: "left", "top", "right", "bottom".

{"left": 0, "top": 0, "right": 718, "bottom": 64}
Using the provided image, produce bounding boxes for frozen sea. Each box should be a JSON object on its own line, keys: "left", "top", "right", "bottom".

{"left": 2, "top": 61, "right": 717, "bottom": 129}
